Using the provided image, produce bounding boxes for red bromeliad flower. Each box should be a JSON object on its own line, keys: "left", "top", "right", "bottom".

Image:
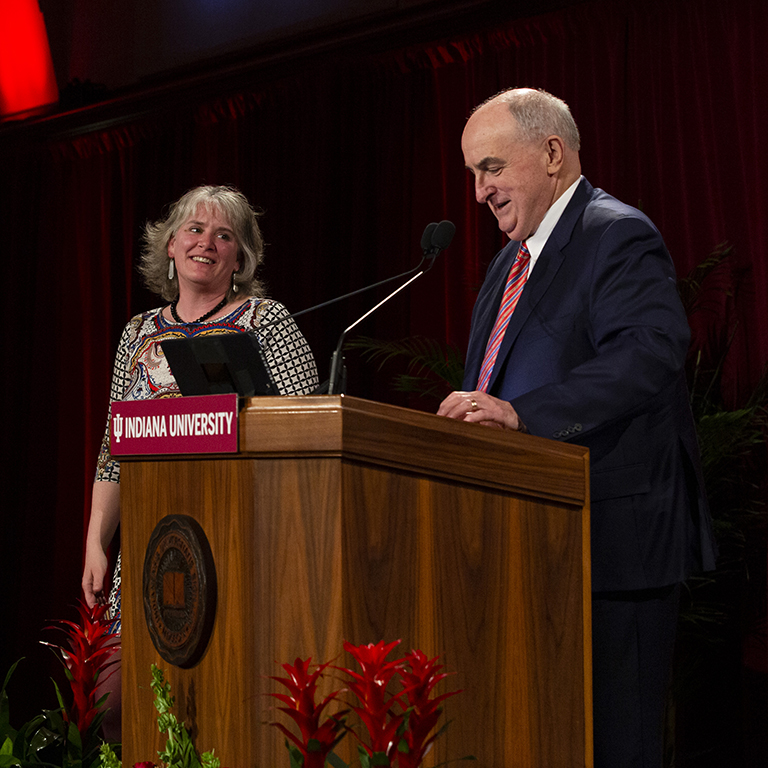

{"left": 268, "top": 657, "right": 347, "bottom": 768}
{"left": 272, "top": 644, "right": 462, "bottom": 768}
{"left": 338, "top": 640, "right": 408, "bottom": 763}
{"left": 41, "top": 600, "right": 121, "bottom": 736}
{"left": 393, "top": 650, "right": 460, "bottom": 768}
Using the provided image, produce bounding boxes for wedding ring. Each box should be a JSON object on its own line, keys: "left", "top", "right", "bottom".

{"left": 470, "top": 398, "right": 478, "bottom": 411}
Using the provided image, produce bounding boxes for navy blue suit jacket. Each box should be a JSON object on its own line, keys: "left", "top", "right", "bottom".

{"left": 463, "top": 178, "right": 717, "bottom": 591}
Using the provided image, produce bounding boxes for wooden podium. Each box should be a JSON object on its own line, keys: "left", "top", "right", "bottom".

{"left": 120, "top": 395, "right": 592, "bottom": 768}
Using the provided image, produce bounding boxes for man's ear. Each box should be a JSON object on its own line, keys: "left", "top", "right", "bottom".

{"left": 545, "top": 135, "right": 565, "bottom": 175}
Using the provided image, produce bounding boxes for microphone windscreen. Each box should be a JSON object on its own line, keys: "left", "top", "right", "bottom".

{"left": 432, "top": 220, "right": 456, "bottom": 250}
{"left": 421, "top": 222, "right": 438, "bottom": 251}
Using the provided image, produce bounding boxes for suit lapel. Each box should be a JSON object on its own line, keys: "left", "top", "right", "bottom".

{"left": 485, "top": 178, "right": 594, "bottom": 394}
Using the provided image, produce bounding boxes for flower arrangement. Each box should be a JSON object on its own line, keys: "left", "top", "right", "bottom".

{"left": 0, "top": 601, "right": 120, "bottom": 768}
{"left": 41, "top": 601, "right": 122, "bottom": 739}
{"left": 268, "top": 657, "right": 347, "bottom": 768}
{"left": 268, "top": 640, "right": 473, "bottom": 768}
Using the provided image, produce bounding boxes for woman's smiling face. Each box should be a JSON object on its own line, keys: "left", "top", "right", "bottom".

{"left": 167, "top": 204, "right": 241, "bottom": 295}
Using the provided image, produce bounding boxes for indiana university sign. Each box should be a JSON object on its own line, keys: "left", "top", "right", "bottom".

{"left": 110, "top": 393, "right": 239, "bottom": 457}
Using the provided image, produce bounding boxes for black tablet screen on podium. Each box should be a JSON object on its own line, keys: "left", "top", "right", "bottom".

{"left": 161, "top": 333, "right": 279, "bottom": 398}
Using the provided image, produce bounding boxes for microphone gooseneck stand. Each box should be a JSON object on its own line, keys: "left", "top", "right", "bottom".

{"left": 251, "top": 221, "right": 456, "bottom": 396}
{"left": 327, "top": 220, "right": 456, "bottom": 395}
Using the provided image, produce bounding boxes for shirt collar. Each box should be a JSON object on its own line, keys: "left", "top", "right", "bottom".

{"left": 524, "top": 175, "right": 583, "bottom": 267}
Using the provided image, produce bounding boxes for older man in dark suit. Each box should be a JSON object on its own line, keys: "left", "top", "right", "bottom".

{"left": 438, "top": 88, "right": 717, "bottom": 767}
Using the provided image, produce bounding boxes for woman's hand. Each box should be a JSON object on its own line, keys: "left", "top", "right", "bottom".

{"left": 82, "top": 543, "right": 109, "bottom": 607}
{"left": 81, "top": 481, "right": 121, "bottom": 608}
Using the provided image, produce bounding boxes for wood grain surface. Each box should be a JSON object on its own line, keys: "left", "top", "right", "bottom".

{"left": 121, "top": 396, "right": 592, "bottom": 768}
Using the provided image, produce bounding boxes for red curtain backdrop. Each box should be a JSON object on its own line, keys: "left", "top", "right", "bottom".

{"left": 1, "top": 0, "right": 766, "bottom": 753}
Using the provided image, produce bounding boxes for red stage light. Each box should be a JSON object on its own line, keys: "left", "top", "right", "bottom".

{"left": 0, "top": 0, "right": 58, "bottom": 119}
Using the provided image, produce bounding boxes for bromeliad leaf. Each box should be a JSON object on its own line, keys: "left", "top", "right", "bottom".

{"left": 326, "top": 751, "right": 349, "bottom": 768}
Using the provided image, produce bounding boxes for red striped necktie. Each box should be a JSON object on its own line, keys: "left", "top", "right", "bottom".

{"left": 476, "top": 241, "right": 531, "bottom": 392}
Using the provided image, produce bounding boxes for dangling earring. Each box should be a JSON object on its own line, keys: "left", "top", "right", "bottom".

{"left": 168, "top": 259, "right": 175, "bottom": 280}
{"left": 232, "top": 271, "right": 239, "bottom": 293}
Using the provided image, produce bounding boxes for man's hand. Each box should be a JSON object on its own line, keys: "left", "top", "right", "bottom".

{"left": 437, "top": 390, "right": 523, "bottom": 431}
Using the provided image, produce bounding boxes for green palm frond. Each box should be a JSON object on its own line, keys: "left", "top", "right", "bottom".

{"left": 345, "top": 335, "right": 466, "bottom": 399}
{"left": 697, "top": 406, "right": 767, "bottom": 475}
{"left": 677, "top": 242, "right": 733, "bottom": 317}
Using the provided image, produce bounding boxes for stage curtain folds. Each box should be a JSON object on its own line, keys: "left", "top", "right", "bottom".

{"left": 1, "top": 0, "right": 766, "bottom": 725}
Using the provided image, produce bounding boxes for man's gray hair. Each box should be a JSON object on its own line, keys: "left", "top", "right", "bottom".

{"left": 476, "top": 88, "right": 581, "bottom": 151}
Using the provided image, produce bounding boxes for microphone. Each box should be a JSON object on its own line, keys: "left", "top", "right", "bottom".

{"left": 257, "top": 222, "right": 442, "bottom": 336}
{"left": 421, "top": 222, "right": 438, "bottom": 251}
{"left": 327, "top": 220, "right": 455, "bottom": 395}
{"left": 428, "top": 220, "right": 457, "bottom": 257}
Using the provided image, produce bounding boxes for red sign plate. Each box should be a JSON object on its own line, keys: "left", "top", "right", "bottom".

{"left": 110, "top": 394, "right": 238, "bottom": 456}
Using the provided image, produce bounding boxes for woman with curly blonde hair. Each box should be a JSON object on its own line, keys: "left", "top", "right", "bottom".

{"left": 81, "top": 185, "right": 318, "bottom": 739}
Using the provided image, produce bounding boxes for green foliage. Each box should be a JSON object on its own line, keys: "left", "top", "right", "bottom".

{"left": 1, "top": 604, "right": 120, "bottom": 768}
{"left": 356, "top": 746, "right": 390, "bottom": 767}
{"left": 682, "top": 245, "right": 768, "bottom": 582}
{"left": 677, "top": 242, "right": 733, "bottom": 318}
{"left": 0, "top": 659, "right": 110, "bottom": 768}
{"left": 96, "top": 745, "right": 119, "bottom": 768}
{"left": 325, "top": 752, "right": 348, "bottom": 768}
{"left": 665, "top": 246, "right": 768, "bottom": 766}
{"left": 148, "top": 665, "right": 219, "bottom": 768}
{"left": 93, "top": 666, "right": 221, "bottom": 768}
{"left": 345, "top": 336, "right": 465, "bottom": 403}
{"left": 695, "top": 399, "right": 767, "bottom": 561}
{"left": 285, "top": 741, "right": 304, "bottom": 768}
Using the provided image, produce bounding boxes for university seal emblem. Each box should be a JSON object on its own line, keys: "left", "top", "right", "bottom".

{"left": 142, "top": 514, "right": 217, "bottom": 668}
